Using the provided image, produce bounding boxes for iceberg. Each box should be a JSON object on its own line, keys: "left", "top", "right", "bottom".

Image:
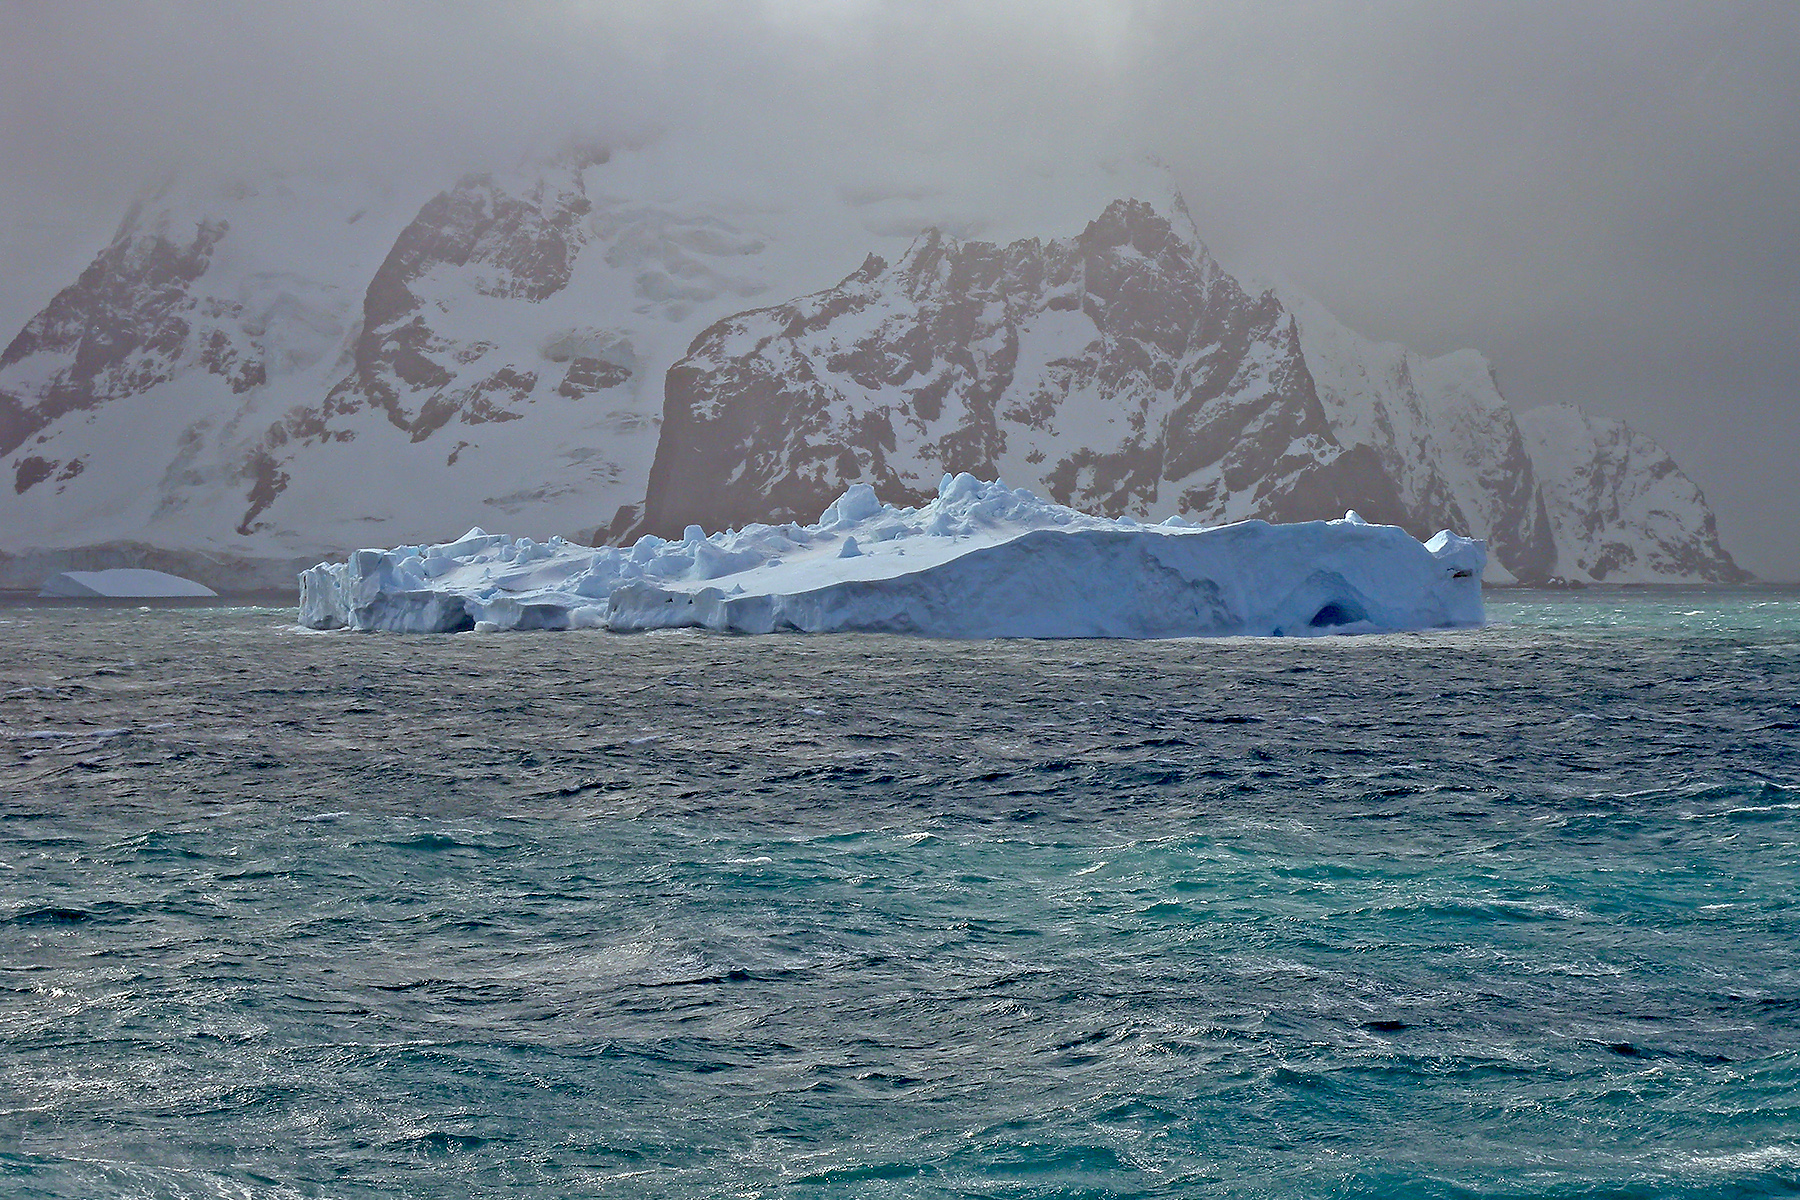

{"left": 38, "top": 568, "right": 218, "bottom": 599}
{"left": 299, "top": 477, "right": 1484, "bottom": 637}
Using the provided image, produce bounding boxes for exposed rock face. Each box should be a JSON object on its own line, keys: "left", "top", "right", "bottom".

{"left": 236, "top": 147, "right": 640, "bottom": 533}
{"left": 1517, "top": 405, "right": 1748, "bottom": 582}
{"left": 645, "top": 201, "right": 1411, "bottom": 545}
{"left": 1, "top": 208, "right": 233, "bottom": 489}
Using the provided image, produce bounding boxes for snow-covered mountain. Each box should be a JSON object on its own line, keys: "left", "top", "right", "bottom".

{"left": 1517, "top": 405, "right": 1746, "bottom": 582}
{"left": 0, "top": 146, "right": 1747, "bottom": 587}
{"left": 643, "top": 199, "right": 1405, "bottom": 545}
{"left": 639, "top": 199, "right": 1745, "bottom": 584}
{"left": 0, "top": 148, "right": 780, "bottom": 577}
{"left": 1277, "top": 292, "right": 1742, "bottom": 582}
{"left": 1277, "top": 290, "right": 1557, "bottom": 584}
{"left": 0, "top": 172, "right": 436, "bottom": 584}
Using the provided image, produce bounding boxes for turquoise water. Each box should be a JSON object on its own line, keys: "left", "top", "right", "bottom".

{"left": 1491, "top": 584, "right": 1800, "bottom": 637}
{"left": 2, "top": 587, "right": 1797, "bottom": 1198}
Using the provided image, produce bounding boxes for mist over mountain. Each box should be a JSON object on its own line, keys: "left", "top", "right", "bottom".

{"left": 2, "top": 2, "right": 1793, "bottom": 578}
{"left": 0, "top": 145, "right": 1747, "bottom": 587}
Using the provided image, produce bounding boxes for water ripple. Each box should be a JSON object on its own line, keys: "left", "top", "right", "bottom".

{"left": 0, "top": 589, "right": 1796, "bottom": 1197}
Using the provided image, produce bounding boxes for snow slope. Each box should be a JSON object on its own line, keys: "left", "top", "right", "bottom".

{"left": 1517, "top": 405, "right": 1748, "bottom": 582}
{"left": 299, "top": 475, "right": 1486, "bottom": 637}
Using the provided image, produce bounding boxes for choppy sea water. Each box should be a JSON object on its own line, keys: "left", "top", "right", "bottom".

{"left": 2, "top": 586, "right": 1797, "bottom": 1199}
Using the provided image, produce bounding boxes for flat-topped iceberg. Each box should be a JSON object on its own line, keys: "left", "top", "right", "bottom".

{"left": 39, "top": 568, "right": 218, "bottom": 599}
{"left": 298, "top": 476, "right": 1485, "bottom": 637}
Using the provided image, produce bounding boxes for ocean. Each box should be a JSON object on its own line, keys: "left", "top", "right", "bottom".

{"left": 3, "top": 587, "right": 1797, "bottom": 1198}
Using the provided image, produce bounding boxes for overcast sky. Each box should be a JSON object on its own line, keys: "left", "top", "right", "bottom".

{"left": 3, "top": 0, "right": 1795, "bottom": 577}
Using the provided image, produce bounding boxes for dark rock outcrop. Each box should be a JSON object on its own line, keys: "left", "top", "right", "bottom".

{"left": 1, "top": 208, "right": 230, "bottom": 469}
{"left": 642, "top": 201, "right": 1408, "bottom": 542}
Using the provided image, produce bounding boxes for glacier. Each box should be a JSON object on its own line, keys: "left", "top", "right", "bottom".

{"left": 298, "top": 475, "right": 1485, "bottom": 638}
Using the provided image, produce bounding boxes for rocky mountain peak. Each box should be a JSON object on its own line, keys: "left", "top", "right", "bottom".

{"left": 1079, "top": 197, "right": 1197, "bottom": 265}
{"left": 635, "top": 195, "right": 1743, "bottom": 585}
{"left": 1517, "top": 405, "right": 1747, "bottom": 582}
{"left": 637, "top": 196, "right": 1386, "bottom": 541}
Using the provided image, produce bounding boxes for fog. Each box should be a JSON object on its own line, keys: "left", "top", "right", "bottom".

{"left": 3, "top": 1, "right": 1795, "bottom": 576}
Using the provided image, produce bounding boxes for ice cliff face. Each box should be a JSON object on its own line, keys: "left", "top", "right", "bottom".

{"left": 0, "top": 150, "right": 1748, "bottom": 587}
